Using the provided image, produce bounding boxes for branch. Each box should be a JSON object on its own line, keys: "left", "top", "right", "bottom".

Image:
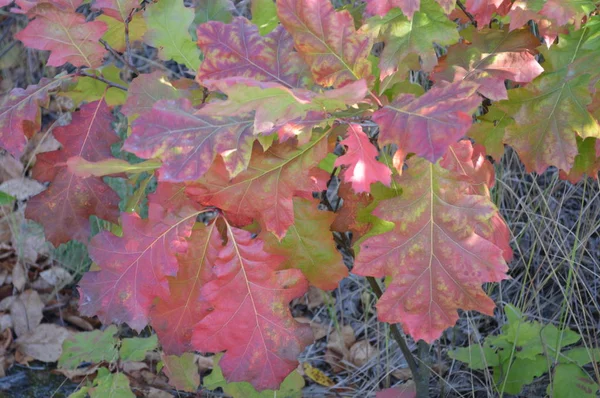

{"left": 456, "top": 0, "right": 477, "bottom": 27}
{"left": 366, "top": 276, "right": 430, "bottom": 398}
{"left": 77, "top": 70, "right": 128, "bottom": 91}
{"left": 99, "top": 38, "right": 141, "bottom": 75}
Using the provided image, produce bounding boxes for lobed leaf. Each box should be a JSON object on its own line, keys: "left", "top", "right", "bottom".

{"left": 78, "top": 203, "right": 199, "bottom": 331}
{"left": 373, "top": 81, "right": 481, "bottom": 163}
{"left": 261, "top": 198, "right": 348, "bottom": 290}
{"left": 334, "top": 124, "right": 391, "bottom": 193}
{"left": 354, "top": 143, "right": 509, "bottom": 342}
{"left": 196, "top": 17, "right": 309, "bottom": 88}
{"left": 15, "top": 4, "right": 108, "bottom": 67}
{"left": 0, "top": 77, "right": 61, "bottom": 158}
{"left": 186, "top": 134, "right": 329, "bottom": 239}
{"left": 277, "top": 0, "right": 373, "bottom": 88}
{"left": 433, "top": 27, "right": 544, "bottom": 101}
{"left": 191, "top": 224, "right": 313, "bottom": 391}
{"left": 93, "top": 0, "right": 140, "bottom": 22}
{"left": 25, "top": 99, "right": 120, "bottom": 246}
{"left": 124, "top": 98, "right": 256, "bottom": 181}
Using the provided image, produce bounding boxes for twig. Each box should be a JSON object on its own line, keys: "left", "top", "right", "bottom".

{"left": 456, "top": 0, "right": 477, "bottom": 27}
{"left": 124, "top": 9, "right": 136, "bottom": 74}
{"left": 77, "top": 70, "right": 128, "bottom": 91}
{"left": 99, "top": 38, "right": 141, "bottom": 75}
{"left": 366, "top": 276, "right": 430, "bottom": 398}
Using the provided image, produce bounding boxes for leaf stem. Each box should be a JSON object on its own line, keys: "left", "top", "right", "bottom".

{"left": 366, "top": 276, "right": 430, "bottom": 397}
{"left": 99, "top": 38, "right": 141, "bottom": 75}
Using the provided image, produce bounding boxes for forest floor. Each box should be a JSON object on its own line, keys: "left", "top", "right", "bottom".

{"left": 0, "top": 2, "right": 599, "bottom": 398}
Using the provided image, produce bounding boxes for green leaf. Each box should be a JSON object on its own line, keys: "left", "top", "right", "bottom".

{"left": 365, "top": 0, "right": 459, "bottom": 81}
{"left": 252, "top": 0, "right": 279, "bottom": 35}
{"left": 468, "top": 107, "right": 511, "bottom": 160}
{"left": 495, "top": 355, "right": 548, "bottom": 395}
{"left": 90, "top": 368, "right": 135, "bottom": 398}
{"left": 549, "top": 363, "right": 599, "bottom": 398}
{"left": 59, "top": 326, "right": 119, "bottom": 369}
{"left": 119, "top": 335, "right": 158, "bottom": 362}
{"left": 98, "top": 14, "right": 147, "bottom": 53}
{"left": 53, "top": 240, "right": 91, "bottom": 279}
{"left": 0, "top": 190, "right": 15, "bottom": 206}
{"left": 161, "top": 353, "right": 199, "bottom": 392}
{"left": 560, "top": 347, "right": 600, "bottom": 366}
{"left": 68, "top": 386, "right": 90, "bottom": 398}
{"left": 204, "top": 354, "right": 304, "bottom": 398}
{"left": 194, "top": 0, "right": 233, "bottom": 25}
{"left": 449, "top": 344, "right": 501, "bottom": 370}
{"left": 144, "top": 0, "right": 201, "bottom": 71}
{"left": 60, "top": 66, "right": 127, "bottom": 107}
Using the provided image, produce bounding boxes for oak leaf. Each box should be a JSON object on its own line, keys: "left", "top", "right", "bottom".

{"left": 261, "top": 198, "right": 348, "bottom": 290}
{"left": 15, "top": 4, "right": 108, "bottom": 67}
{"left": 25, "top": 100, "right": 120, "bottom": 245}
{"left": 93, "top": 0, "right": 139, "bottom": 22}
{"left": 196, "top": 17, "right": 308, "bottom": 88}
{"left": 334, "top": 124, "right": 391, "bottom": 193}
{"left": 433, "top": 27, "right": 544, "bottom": 101}
{"left": 366, "top": 0, "right": 456, "bottom": 19}
{"left": 78, "top": 203, "right": 199, "bottom": 331}
{"left": 151, "top": 222, "right": 219, "bottom": 355}
{"left": 354, "top": 144, "right": 509, "bottom": 343}
{"left": 124, "top": 98, "right": 256, "bottom": 181}
{"left": 186, "top": 134, "right": 329, "bottom": 239}
{"left": 373, "top": 81, "right": 481, "bottom": 163}
{"left": 191, "top": 224, "right": 313, "bottom": 391}
{"left": 200, "top": 78, "right": 367, "bottom": 133}
{"left": 120, "top": 71, "right": 181, "bottom": 120}
{"left": 277, "top": 0, "right": 373, "bottom": 88}
{"left": 0, "top": 78, "right": 61, "bottom": 158}
{"left": 465, "top": 0, "right": 511, "bottom": 27}
{"left": 366, "top": 0, "right": 458, "bottom": 81}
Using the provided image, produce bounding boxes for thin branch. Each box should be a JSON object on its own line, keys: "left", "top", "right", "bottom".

{"left": 77, "top": 70, "right": 128, "bottom": 91}
{"left": 99, "top": 38, "right": 141, "bottom": 75}
{"left": 456, "top": 0, "right": 477, "bottom": 27}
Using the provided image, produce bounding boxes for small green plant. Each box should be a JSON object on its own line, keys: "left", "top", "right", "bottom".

{"left": 450, "top": 305, "right": 600, "bottom": 396}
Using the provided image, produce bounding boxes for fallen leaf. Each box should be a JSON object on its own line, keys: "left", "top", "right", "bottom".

{"left": 0, "top": 314, "right": 12, "bottom": 332}
{"left": 11, "top": 262, "right": 26, "bottom": 291}
{"left": 0, "top": 178, "right": 46, "bottom": 201}
{"left": 40, "top": 267, "right": 73, "bottom": 288}
{"left": 10, "top": 290, "right": 44, "bottom": 337}
{"left": 349, "top": 340, "right": 377, "bottom": 367}
{"left": 195, "top": 354, "right": 214, "bottom": 372}
{"left": 16, "top": 324, "right": 70, "bottom": 362}
{"left": 302, "top": 362, "right": 335, "bottom": 387}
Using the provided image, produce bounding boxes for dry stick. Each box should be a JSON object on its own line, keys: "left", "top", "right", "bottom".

{"left": 366, "top": 276, "right": 430, "bottom": 398}
{"left": 78, "top": 70, "right": 129, "bottom": 91}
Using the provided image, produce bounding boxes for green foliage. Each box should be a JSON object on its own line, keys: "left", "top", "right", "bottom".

{"left": 450, "top": 305, "right": 600, "bottom": 396}
{"left": 59, "top": 326, "right": 119, "bottom": 369}
{"left": 204, "top": 353, "right": 304, "bottom": 398}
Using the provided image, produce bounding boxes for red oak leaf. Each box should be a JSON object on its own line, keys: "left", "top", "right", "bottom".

{"left": 277, "top": 0, "right": 373, "bottom": 88}
{"left": 15, "top": 4, "right": 108, "bottom": 67}
{"left": 433, "top": 27, "right": 544, "bottom": 101}
{"left": 120, "top": 71, "right": 182, "bottom": 120}
{"left": 12, "top": 0, "right": 83, "bottom": 14}
{"left": 196, "top": 18, "right": 309, "bottom": 89}
{"left": 124, "top": 98, "right": 256, "bottom": 181}
{"left": 559, "top": 137, "right": 600, "bottom": 183}
{"left": 186, "top": 135, "right": 329, "bottom": 239}
{"left": 366, "top": 0, "right": 456, "bottom": 18}
{"left": 261, "top": 198, "right": 348, "bottom": 290}
{"left": 353, "top": 147, "right": 509, "bottom": 343}
{"left": 25, "top": 100, "right": 120, "bottom": 246}
{"left": 373, "top": 81, "right": 481, "bottom": 163}
{"left": 465, "top": 0, "right": 511, "bottom": 27}
{"left": 151, "top": 222, "right": 219, "bottom": 355}
{"left": 78, "top": 203, "right": 199, "bottom": 332}
{"left": 440, "top": 141, "right": 513, "bottom": 262}
{"left": 191, "top": 223, "right": 313, "bottom": 391}
{"left": 507, "top": 1, "right": 566, "bottom": 46}
{"left": 93, "top": 0, "right": 139, "bottom": 22}
{"left": 334, "top": 124, "right": 391, "bottom": 193}
{"left": 0, "top": 78, "right": 61, "bottom": 158}
{"left": 148, "top": 182, "right": 202, "bottom": 213}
